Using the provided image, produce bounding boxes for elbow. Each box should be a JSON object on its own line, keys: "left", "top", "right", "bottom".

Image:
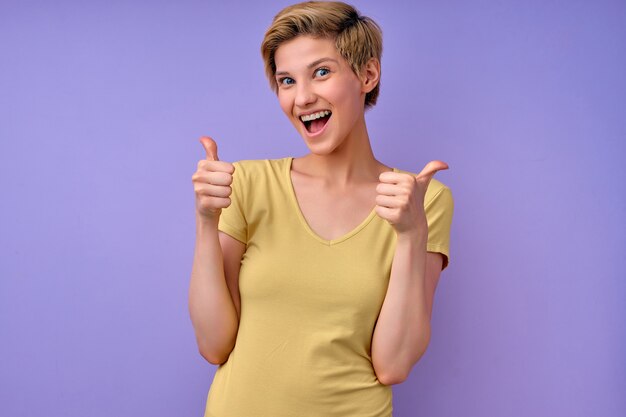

{"left": 376, "top": 341, "right": 431, "bottom": 386}
{"left": 377, "top": 370, "right": 408, "bottom": 386}
{"left": 200, "top": 349, "right": 227, "bottom": 365}
{"left": 375, "top": 361, "right": 409, "bottom": 386}
{"left": 198, "top": 344, "right": 230, "bottom": 365}
{"left": 373, "top": 356, "right": 409, "bottom": 386}
{"left": 195, "top": 327, "right": 238, "bottom": 366}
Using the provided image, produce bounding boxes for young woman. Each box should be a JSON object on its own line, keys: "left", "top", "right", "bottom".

{"left": 189, "top": 2, "right": 454, "bottom": 416}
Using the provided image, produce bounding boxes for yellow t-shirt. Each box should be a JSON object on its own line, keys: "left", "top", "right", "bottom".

{"left": 204, "top": 157, "right": 454, "bottom": 417}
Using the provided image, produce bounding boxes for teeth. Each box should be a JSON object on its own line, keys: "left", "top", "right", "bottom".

{"left": 300, "top": 110, "right": 331, "bottom": 122}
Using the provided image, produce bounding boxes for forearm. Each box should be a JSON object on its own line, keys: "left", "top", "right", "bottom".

{"left": 188, "top": 214, "right": 239, "bottom": 364}
{"left": 371, "top": 229, "right": 431, "bottom": 384}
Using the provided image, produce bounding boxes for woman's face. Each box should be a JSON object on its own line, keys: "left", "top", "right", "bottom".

{"left": 274, "top": 35, "right": 366, "bottom": 154}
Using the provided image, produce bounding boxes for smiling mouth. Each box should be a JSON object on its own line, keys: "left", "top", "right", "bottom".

{"left": 302, "top": 113, "right": 332, "bottom": 134}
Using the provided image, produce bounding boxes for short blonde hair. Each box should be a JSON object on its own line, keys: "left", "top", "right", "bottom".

{"left": 260, "top": 1, "right": 383, "bottom": 109}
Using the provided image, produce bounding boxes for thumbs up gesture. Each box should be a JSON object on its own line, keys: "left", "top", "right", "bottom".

{"left": 191, "top": 136, "right": 236, "bottom": 220}
{"left": 374, "top": 160, "right": 449, "bottom": 236}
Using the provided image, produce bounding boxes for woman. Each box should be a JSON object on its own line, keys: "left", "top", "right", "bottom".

{"left": 189, "top": 2, "right": 454, "bottom": 416}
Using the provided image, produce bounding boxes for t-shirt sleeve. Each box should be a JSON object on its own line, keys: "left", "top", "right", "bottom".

{"left": 217, "top": 161, "right": 247, "bottom": 244}
{"left": 424, "top": 185, "right": 454, "bottom": 271}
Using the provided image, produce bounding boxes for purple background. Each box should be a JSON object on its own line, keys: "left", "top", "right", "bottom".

{"left": 1, "top": 1, "right": 624, "bottom": 416}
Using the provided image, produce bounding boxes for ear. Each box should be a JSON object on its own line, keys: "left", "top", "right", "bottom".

{"left": 359, "top": 57, "right": 380, "bottom": 94}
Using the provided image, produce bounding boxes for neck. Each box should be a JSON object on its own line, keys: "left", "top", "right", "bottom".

{"left": 297, "top": 113, "right": 389, "bottom": 188}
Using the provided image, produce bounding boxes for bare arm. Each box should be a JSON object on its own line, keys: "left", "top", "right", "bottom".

{"left": 189, "top": 136, "right": 246, "bottom": 365}
{"left": 372, "top": 162, "right": 450, "bottom": 385}
{"left": 371, "top": 233, "right": 443, "bottom": 386}
{"left": 188, "top": 214, "right": 245, "bottom": 365}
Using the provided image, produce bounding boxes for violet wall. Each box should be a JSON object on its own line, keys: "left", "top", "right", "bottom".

{"left": 1, "top": 1, "right": 624, "bottom": 416}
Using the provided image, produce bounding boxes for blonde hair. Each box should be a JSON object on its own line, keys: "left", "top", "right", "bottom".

{"left": 260, "top": 1, "right": 383, "bottom": 109}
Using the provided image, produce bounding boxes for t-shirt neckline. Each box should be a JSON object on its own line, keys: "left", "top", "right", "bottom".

{"left": 283, "top": 156, "right": 398, "bottom": 246}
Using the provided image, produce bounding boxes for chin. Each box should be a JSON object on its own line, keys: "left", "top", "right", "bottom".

{"left": 306, "top": 139, "right": 341, "bottom": 156}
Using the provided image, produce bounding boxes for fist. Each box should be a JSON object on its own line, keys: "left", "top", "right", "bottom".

{"left": 375, "top": 160, "right": 449, "bottom": 235}
{"left": 191, "top": 136, "right": 235, "bottom": 220}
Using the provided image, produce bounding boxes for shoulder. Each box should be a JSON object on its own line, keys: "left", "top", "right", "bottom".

{"left": 231, "top": 158, "right": 266, "bottom": 172}
{"left": 230, "top": 158, "right": 292, "bottom": 192}
{"left": 232, "top": 157, "right": 290, "bottom": 173}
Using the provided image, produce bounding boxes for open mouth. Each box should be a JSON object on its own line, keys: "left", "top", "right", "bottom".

{"left": 301, "top": 111, "right": 332, "bottom": 134}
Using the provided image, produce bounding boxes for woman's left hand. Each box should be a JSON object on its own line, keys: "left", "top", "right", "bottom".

{"left": 374, "top": 160, "right": 449, "bottom": 236}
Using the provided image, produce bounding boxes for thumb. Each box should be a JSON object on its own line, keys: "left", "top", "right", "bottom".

{"left": 199, "top": 136, "right": 219, "bottom": 161}
{"left": 416, "top": 160, "right": 449, "bottom": 184}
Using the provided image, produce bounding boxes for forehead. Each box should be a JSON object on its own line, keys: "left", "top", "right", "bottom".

{"left": 274, "top": 35, "right": 341, "bottom": 71}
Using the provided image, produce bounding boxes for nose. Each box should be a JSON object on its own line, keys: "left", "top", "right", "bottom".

{"left": 294, "top": 80, "right": 316, "bottom": 108}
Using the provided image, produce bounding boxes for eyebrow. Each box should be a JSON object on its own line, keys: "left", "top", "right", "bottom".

{"left": 275, "top": 58, "right": 339, "bottom": 76}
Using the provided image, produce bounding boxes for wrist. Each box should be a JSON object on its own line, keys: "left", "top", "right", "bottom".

{"left": 196, "top": 211, "right": 220, "bottom": 229}
{"left": 396, "top": 227, "right": 427, "bottom": 246}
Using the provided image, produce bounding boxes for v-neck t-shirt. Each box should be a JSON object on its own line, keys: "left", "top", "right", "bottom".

{"left": 204, "top": 157, "right": 454, "bottom": 417}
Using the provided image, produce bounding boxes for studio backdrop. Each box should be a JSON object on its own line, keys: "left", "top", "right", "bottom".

{"left": 0, "top": 1, "right": 624, "bottom": 416}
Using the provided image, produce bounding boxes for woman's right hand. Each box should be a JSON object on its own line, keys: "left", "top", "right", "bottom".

{"left": 192, "top": 136, "right": 235, "bottom": 220}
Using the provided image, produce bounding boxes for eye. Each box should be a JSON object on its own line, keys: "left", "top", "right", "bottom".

{"left": 278, "top": 77, "right": 295, "bottom": 86}
{"left": 315, "top": 67, "right": 330, "bottom": 77}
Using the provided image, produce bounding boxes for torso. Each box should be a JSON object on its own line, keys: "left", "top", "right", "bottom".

{"left": 289, "top": 158, "right": 393, "bottom": 241}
